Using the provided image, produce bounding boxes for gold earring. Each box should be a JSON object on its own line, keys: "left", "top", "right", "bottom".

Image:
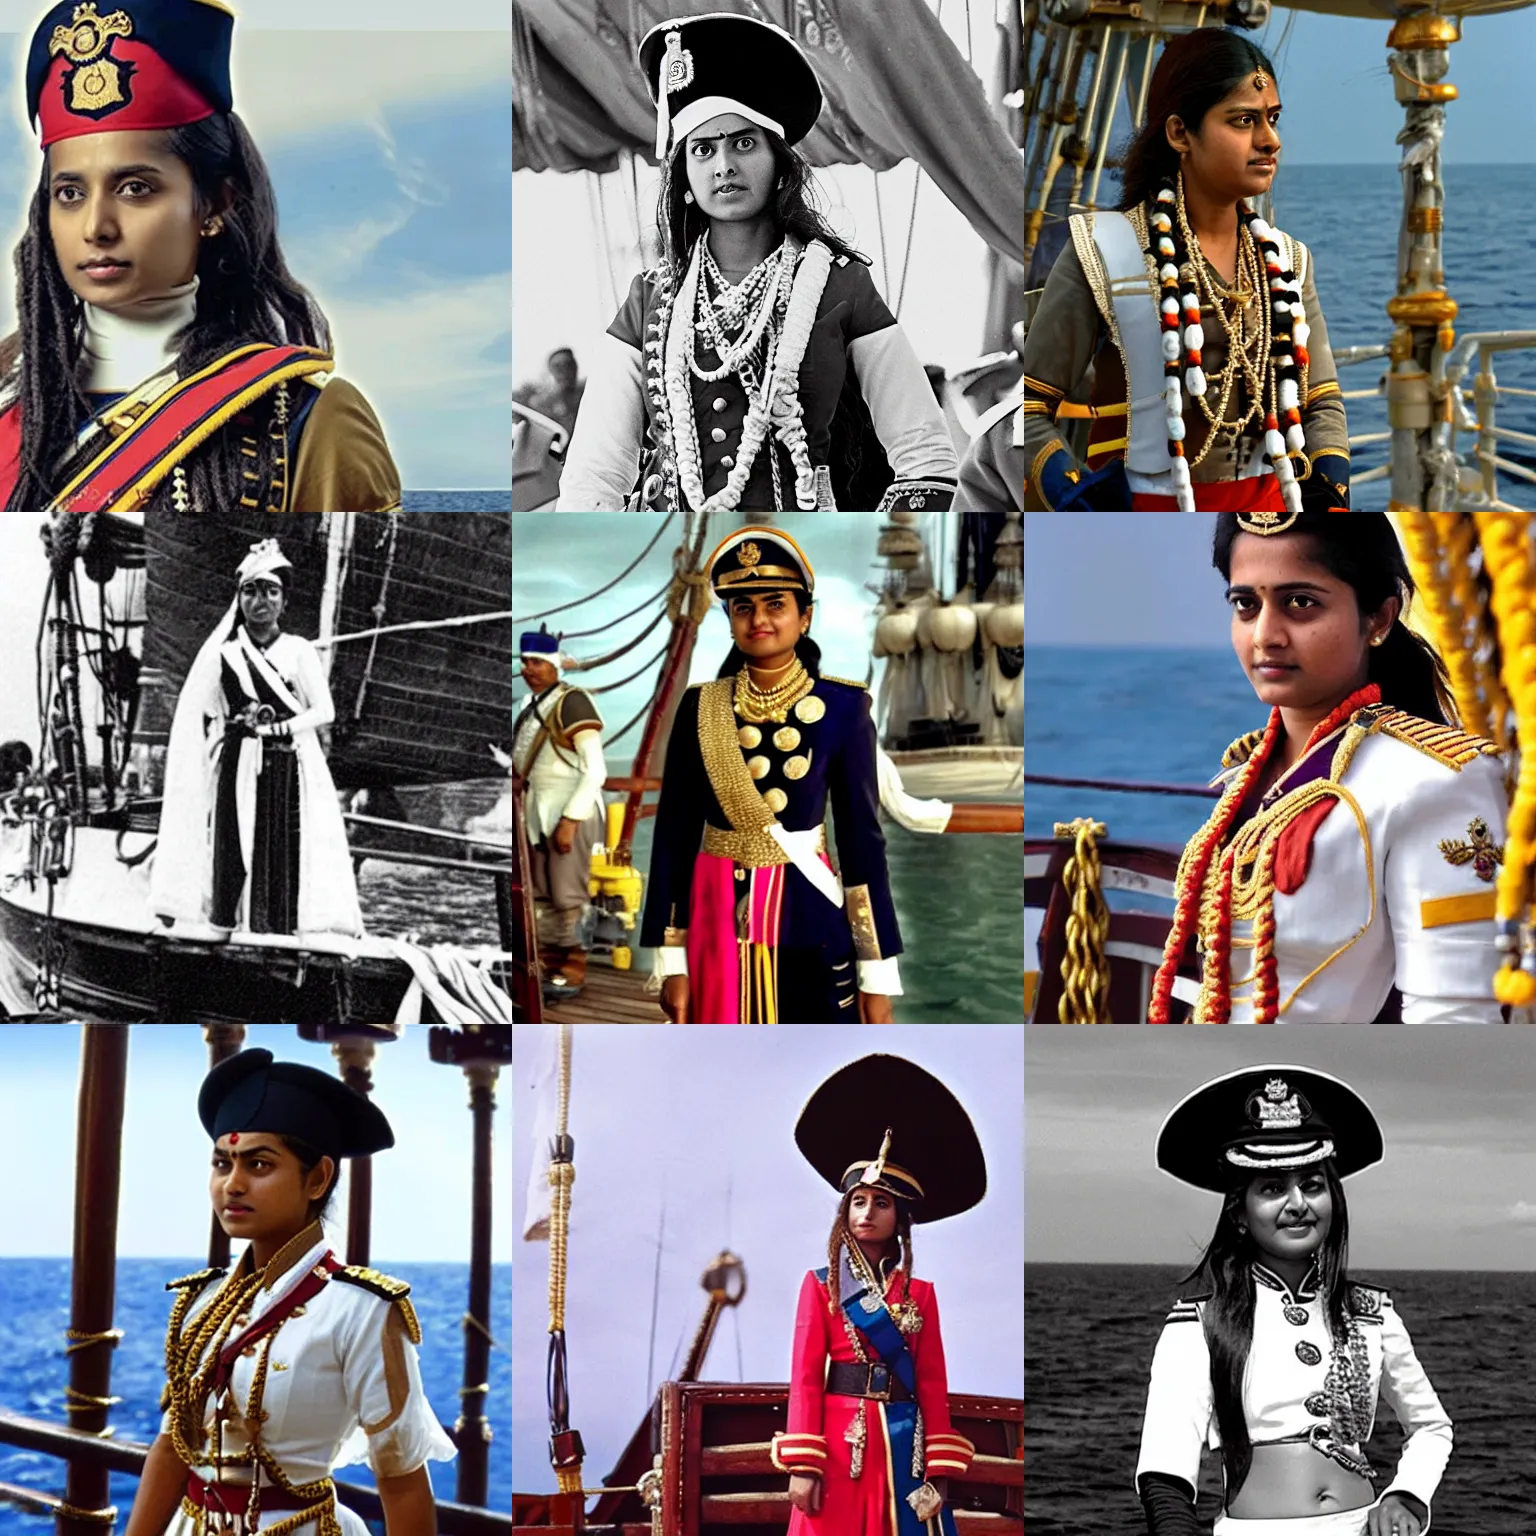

{"left": 1370, "top": 632, "right": 1387, "bottom": 647}
{"left": 202, "top": 216, "right": 224, "bottom": 236}
{"left": 683, "top": 191, "right": 695, "bottom": 205}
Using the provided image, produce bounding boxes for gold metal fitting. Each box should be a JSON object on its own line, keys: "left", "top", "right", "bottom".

{"left": 1407, "top": 207, "right": 1444, "bottom": 234}
{"left": 1386, "top": 14, "right": 1459, "bottom": 48}
{"left": 1386, "top": 289, "right": 1459, "bottom": 327}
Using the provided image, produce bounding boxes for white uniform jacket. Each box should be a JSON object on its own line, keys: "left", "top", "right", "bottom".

{"left": 512, "top": 682, "right": 607, "bottom": 844}
{"left": 1182, "top": 706, "right": 1506, "bottom": 1022}
{"left": 162, "top": 1227, "right": 456, "bottom": 1536}
{"left": 1136, "top": 1264, "right": 1452, "bottom": 1527}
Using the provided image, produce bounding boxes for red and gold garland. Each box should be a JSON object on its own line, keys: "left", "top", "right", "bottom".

{"left": 1149, "top": 681, "right": 1382, "bottom": 1022}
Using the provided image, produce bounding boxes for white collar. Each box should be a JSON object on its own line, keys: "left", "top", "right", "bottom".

{"left": 80, "top": 276, "right": 198, "bottom": 395}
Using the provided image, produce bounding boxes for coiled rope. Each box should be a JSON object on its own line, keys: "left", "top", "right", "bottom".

{"left": 1053, "top": 818, "right": 1112, "bottom": 1024}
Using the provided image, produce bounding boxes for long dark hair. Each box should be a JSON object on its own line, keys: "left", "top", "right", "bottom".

{"left": 1182, "top": 1160, "right": 1353, "bottom": 1501}
{"left": 656, "top": 130, "right": 866, "bottom": 273}
{"left": 0, "top": 114, "right": 330, "bottom": 511}
{"left": 1213, "top": 511, "right": 1455, "bottom": 725}
{"left": 1117, "top": 30, "right": 1278, "bottom": 213}
{"left": 714, "top": 588, "right": 823, "bottom": 678}
{"left": 824, "top": 1185, "right": 914, "bottom": 1316}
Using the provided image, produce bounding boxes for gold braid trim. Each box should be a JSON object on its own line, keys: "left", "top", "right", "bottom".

{"left": 56, "top": 1503, "right": 117, "bottom": 1524}
{"left": 696, "top": 679, "right": 785, "bottom": 866}
{"left": 1222, "top": 729, "right": 1266, "bottom": 771}
{"left": 1366, "top": 707, "right": 1500, "bottom": 771}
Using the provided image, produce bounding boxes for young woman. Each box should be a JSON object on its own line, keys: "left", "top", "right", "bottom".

{"left": 1021, "top": 29, "right": 1349, "bottom": 511}
{"left": 773, "top": 1053, "right": 984, "bottom": 1536}
{"left": 0, "top": 0, "right": 401, "bottom": 512}
{"left": 151, "top": 539, "right": 363, "bottom": 941}
{"left": 1149, "top": 510, "right": 1506, "bottom": 1022}
{"left": 1137, "top": 1065, "right": 1451, "bottom": 1536}
{"left": 124, "top": 1048, "right": 454, "bottom": 1536}
{"left": 555, "top": 12, "right": 957, "bottom": 514}
{"left": 640, "top": 527, "right": 902, "bottom": 1023}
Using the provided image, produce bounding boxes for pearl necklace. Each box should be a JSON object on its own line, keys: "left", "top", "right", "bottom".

{"left": 691, "top": 240, "right": 786, "bottom": 383}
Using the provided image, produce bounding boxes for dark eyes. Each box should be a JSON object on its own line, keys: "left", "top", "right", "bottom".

{"left": 54, "top": 179, "right": 153, "bottom": 203}
{"left": 1230, "top": 594, "right": 1316, "bottom": 611}
{"left": 692, "top": 136, "right": 755, "bottom": 154}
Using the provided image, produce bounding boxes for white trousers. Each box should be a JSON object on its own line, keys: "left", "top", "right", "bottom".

{"left": 1214, "top": 1506, "right": 1371, "bottom": 1536}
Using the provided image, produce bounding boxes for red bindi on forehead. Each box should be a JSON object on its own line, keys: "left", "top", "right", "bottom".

{"left": 229, "top": 1132, "right": 240, "bottom": 1144}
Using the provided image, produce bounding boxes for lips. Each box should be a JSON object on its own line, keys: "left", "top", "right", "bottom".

{"left": 750, "top": 630, "right": 773, "bottom": 638}
{"left": 80, "top": 260, "right": 129, "bottom": 271}
{"left": 1250, "top": 160, "right": 1277, "bottom": 169}
{"left": 225, "top": 1205, "right": 253, "bottom": 1215}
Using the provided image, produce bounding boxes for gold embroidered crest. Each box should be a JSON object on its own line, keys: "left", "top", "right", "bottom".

{"left": 50, "top": 4, "right": 134, "bottom": 116}
{"left": 1438, "top": 817, "right": 1504, "bottom": 883}
{"left": 662, "top": 29, "right": 694, "bottom": 94}
{"left": 736, "top": 540, "right": 761, "bottom": 568}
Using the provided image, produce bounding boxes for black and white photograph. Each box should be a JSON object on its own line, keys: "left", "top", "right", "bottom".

{"left": 511, "top": 1, "right": 1025, "bottom": 513}
{"left": 1026, "top": 1027, "right": 1536, "bottom": 1536}
{"left": 0, "top": 510, "right": 513, "bottom": 1024}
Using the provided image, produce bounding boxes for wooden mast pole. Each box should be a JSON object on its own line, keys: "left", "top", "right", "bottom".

{"left": 427, "top": 1026, "right": 511, "bottom": 1509}
{"left": 58, "top": 1024, "right": 129, "bottom": 1536}
{"left": 201, "top": 1025, "right": 246, "bottom": 1270}
{"left": 333, "top": 1041, "right": 377, "bottom": 1267}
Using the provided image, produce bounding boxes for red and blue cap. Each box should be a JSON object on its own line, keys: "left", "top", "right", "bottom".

{"left": 27, "top": 0, "right": 235, "bottom": 149}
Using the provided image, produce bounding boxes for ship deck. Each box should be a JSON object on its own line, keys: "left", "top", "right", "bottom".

{"left": 542, "top": 955, "right": 666, "bottom": 1023}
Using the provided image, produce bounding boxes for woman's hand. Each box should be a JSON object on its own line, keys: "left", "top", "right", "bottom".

{"left": 787, "top": 1473, "right": 823, "bottom": 1515}
{"left": 549, "top": 816, "right": 579, "bottom": 855}
{"left": 661, "top": 975, "right": 690, "bottom": 1023}
{"left": 858, "top": 990, "right": 894, "bottom": 1023}
{"left": 1367, "top": 1493, "right": 1426, "bottom": 1536}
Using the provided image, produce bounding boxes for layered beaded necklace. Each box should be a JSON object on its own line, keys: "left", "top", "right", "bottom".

{"left": 734, "top": 656, "right": 814, "bottom": 723}
{"left": 1148, "top": 170, "right": 1312, "bottom": 514}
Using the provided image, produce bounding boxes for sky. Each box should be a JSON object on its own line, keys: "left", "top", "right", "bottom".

{"left": 0, "top": 1022, "right": 514, "bottom": 1263}
{"left": 513, "top": 511, "right": 966, "bottom": 755}
{"left": 0, "top": 9, "right": 511, "bottom": 492}
{"left": 1025, "top": 513, "right": 1228, "bottom": 649}
{"left": 1026, "top": 1026, "right": 1536, "bottom": 1271}
{"left": 511, "top": 1023, "right": 1024, "bottom": 1496}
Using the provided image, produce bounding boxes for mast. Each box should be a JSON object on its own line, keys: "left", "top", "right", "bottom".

{"left": 202, "top": 1025, "right": 246, "bottom": 1270}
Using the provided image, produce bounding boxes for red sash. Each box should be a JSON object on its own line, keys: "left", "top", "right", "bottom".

{"left": 211, "top": 1250, "right": 343, "bottom": 1397}
{"left": 0, "top": 345, "right": 331, "bottom": 512}
{"left": 1131, "top": 474, "right": 1287, "bottom": 512}
{"left": 184, "top": 1476, "right": 322, "bottom": 1516}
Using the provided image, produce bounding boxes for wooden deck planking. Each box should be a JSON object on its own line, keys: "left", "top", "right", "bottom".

{"left": 543, "top": 958, "right": 667, "bottom": 1023}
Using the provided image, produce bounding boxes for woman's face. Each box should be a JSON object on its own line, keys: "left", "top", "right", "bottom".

{"left": 1242, "top": 1164, "right": 1332, "bottom": 1268}
{"left": 210, "top": 1132, "right": 332, "bottom": 1244}
{"left": 848, "top": 1186, "right": 898, "bottom": 1245}
{"left": 1226, "top": 533, "right": 1395, "bottom": 715}
{"left": 47, "top": 129, "right": 203, "bottom": 311}
{"left": 239, "top": 577, "right": 285, "bottom": 634}
{"left": 683, "top": 113, "right": 777, "bottom": 226}
{"left": 1167, "top": 75, "right": 1282, "bottom": 204}
{"left": 729, "top": 590, "right": 807, "bottom": 663}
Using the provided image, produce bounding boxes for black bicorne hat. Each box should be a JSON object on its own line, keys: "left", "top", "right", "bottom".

{"left": 638, "top": 12, "right": 822, "bottom": 160}
{"left": 1157, "top": 1064, "right": 1383, "bottom": 1194}
{"left": 794, "top": 1053, "right": 986, "bottom": 1224}
{"left": 198, "top": 1048, "right": 395, "bottom": 1161}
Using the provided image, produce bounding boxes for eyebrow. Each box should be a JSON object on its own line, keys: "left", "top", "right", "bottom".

{"left": 50, "top": 163, "right": 165, "bottom": 185}
{"left": 213, "top": 1142, "right": 281, "bottom": 1159}
{"left": 689, "top": 129, "right": 755, "bottom": 145}
{"left": 1226, "top": 102, "right": 1281, "bottom": 114}
{"left": 1224, "top": 581, "right": 1328, "bottom": 599}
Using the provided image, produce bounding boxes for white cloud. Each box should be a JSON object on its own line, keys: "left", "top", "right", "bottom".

{"left": 1507, "top": 1201, "right": 1536, "bottom": 1223}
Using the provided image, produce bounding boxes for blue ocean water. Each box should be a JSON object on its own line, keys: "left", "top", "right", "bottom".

{"left": 1269, "top": 164, "right": 1536, "bottom": 511}
{"left": 1026, "top": 1263, "right": 1535, "bottom": 1535}
{"left": 1025, "top": 643, "right": 1254, "bottom": 893}
{"left": 403, "top": 493, "right": 512, "bottom": 511}
{"left": 0, "top": 1258, "right": 511, "bottom": 1531}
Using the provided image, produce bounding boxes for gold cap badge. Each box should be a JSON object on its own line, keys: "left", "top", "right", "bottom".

{"left": 736, "top": 540, "right": 762, "bottom": 568}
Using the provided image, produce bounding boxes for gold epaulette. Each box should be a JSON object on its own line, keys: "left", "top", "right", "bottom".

{"left": 1221, "top": 729, "right": 1265, "bottom": 770}
{"left": 165, "top": 1267, "right": 226, "bottom": 1293}
{"left": 818, "top": 674, "right": 868, "bottom": 690}
{"left": 333, "top": 1266, "right": 422, "bottom": 1344}
{"left": 1367, "top": 708, "right": 1499, "bottom": 771}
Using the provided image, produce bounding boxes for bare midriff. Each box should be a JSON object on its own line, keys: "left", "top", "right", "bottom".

{"left": 1226, "top": 1442, "right": 1374, "bottom": 1519}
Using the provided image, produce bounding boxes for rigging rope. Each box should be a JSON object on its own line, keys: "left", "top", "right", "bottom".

{"left": 563, "top": 607, "right": 670, "bottom": 674}
{"left": 513, "top": 512, "right": 675, "bottom": 626}
{"left": 311, "top": 609, "right": 512, "bottom": 649}
{"left": 556, "top": 574, "right": 672, "bottom": 640}
{"left": 1053, "top": 817, "right": 1112, "bottom": 1024}
{"left": 580, "top": 639, "right": 672, "bottom": 696}
{"left": 546, "top": 1021, "right": 582, "bottom": 1492}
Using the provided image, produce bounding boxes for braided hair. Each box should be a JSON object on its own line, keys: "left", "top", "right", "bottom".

{"left": 0, "top": 114, "right": 330, "bottom": 511}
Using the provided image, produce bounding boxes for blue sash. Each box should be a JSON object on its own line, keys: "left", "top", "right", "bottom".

{"left": 816, "top": 1266, "right": 958, "bottom": 1536}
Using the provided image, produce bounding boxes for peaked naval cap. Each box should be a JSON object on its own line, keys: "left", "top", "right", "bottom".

{"left": 199, "top": 1048, "right": 395, "bottom": 1161}
{"left": 794, "top": 1053, "right": 986, "bottom": 1225}
{"left": 638, "top": 12, "right": 822, "bottom": 161}
{"left": 707, "top": 524, "right": 815, "bottom": 605}
{"left": 1156, "top": 1064, "right": 1383, "bottom": 1194}
{"left": 28, "top": 0, "right": 235, "bottom": 148}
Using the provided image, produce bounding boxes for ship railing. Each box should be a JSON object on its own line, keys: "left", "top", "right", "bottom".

{"left": 0, "top": 1408, "right": 510, "bottom": 1536}
{"left": 1333, "top": 336, "right": 1536, "bottom": 507}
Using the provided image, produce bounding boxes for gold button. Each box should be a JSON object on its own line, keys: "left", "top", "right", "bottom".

{"left": 737, "top": 725, "right": 762, "bottom": 749}
{"left": 762, "top": 788, "right": 788, "bottom": 814}
{"left": 735, "top": 868, "right": 746, "bottom": 881}
{"left": 242, "top": 1346, "right": 256, "bottom": 1358}
{"left": 291, "top": 1305, "right": 306, "bottom": 1318}
{"left": 721, "top": 455, "right": 734, "bottom": 468}
{"left": 746, "top": 755, "right": 770, "bottom": 781}
{"left": 795, "top": 695, "right": 826, "bottom": 723}
{"left": 711, "top": 427, "right": 727, "bottom": 443}
{"left": 773, "top": 726, "right": 801, "bottom": 752}
{"left": 783, "top": 754, "right": 811, "bottom": 780}
{"left": 712, "top": 396, "right": 729, "bottom": 412}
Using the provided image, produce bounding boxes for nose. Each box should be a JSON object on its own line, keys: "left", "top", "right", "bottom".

{"left": 1252, "top": 599, "right": 1285, "bottom": 652}
{"left": 1283, "top": 1187, "right": 1309, "bottom": 1216}
{"left": 82, "top": 192, "right": 119, "bottom": 246}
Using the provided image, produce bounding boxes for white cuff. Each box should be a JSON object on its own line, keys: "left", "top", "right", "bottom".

{"left": 856, "top": 956, "right": 902, "bottom": 995}
{"left": 654, "top": 944, "right": 689, "bottom": 978}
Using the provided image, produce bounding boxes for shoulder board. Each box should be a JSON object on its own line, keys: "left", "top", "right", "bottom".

{"left": 334, "top": 1266, "right": 422, "bottom": 1344}
{"left": 1349, "top": 1283, "right": 1390, "bottom": 1316}
{"left": 819, "top": 675, "right": 869, "bottom": 691}
{"left": 1222, "top": 729, "right": 1265, "bottom": 771}
{"left": 975, "top": 391, "right": 1025, "bottom": 436}
{"left": 166, "top": 1266, "right": 226, "bottom": 1292}
{"left": 1368, "top": 708, "right": 1498, "bottom": 771}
